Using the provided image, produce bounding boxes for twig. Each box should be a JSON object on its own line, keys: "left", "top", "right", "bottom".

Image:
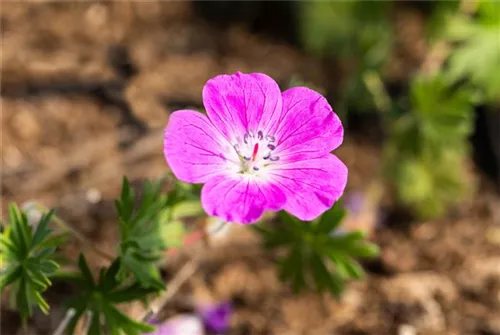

{"left": 80, "top": 311, "right": 93, "bottom": 335}
{"left": 53, "top": 308, "right": 76, "bottom": 335}
{"left": 140, "top": 259, "right": 199, "bottom": 322}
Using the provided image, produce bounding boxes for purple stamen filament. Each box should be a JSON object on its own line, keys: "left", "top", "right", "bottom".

{"left": 233, "top": 129, "right": 280, "bottom": 174}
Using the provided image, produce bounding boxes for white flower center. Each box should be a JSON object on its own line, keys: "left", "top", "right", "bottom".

{"left": 232, "top": 130, "right": 280, "bottom": 174}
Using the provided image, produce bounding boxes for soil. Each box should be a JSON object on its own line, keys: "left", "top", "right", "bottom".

{"left": 1, "top": 2, "right": 500, "bottom": 335}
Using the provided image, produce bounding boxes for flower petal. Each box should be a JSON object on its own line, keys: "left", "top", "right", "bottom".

{"left": 145, "top": 315, "right": 204, "bottom": 335}
{"left": 269, "top": 154, "right": 348, "bottom": 221}
{"left": 198, "top": 302, "right": 232, "bottom": 334}
{"left": 164, "top": 110, "right": 236, "bottom": 183}
{"left": 202, "top": 72, "right": 283, "bottom": 141}
{"left": 274, "top": 87, "right": 344, "bottom": 161}
{"left": 201, "top": 175, "right": 286, "bottom": 224}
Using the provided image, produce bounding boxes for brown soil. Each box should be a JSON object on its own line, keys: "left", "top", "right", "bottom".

{"left": 2, "top": 2, "right": 500, "bottom": 335}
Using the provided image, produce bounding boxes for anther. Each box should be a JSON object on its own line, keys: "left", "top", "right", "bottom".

{"left": 265, "top": 135, "right": 275, "bottom": 142}
{"left": 233, "top": 144, "right": 240, "bottom": 153}
{"left": 244, "top": 134, "right": 249, "bottom": 144}
{"left": 263, "top": 153, "right": 271, "bottom": 160}
{"left": 253, "top": 166, "right": 260, "bottom": 171}
{"left": 267, "top": 144, "right": 276, "bottom": 150}
{"left": 243, "top": 156, "right": 251, "bottom": 161}
{"left": 257, "top": 130, "right": 263, "bottom": 140}
{"left": 270, "top": 156, "right": 280, "bottom": 162}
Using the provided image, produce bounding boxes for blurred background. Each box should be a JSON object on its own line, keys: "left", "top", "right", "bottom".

{"left": 1, "top": 1, "right": 500, "bottom": 334}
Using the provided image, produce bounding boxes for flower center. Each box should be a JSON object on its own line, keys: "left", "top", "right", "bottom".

{"left": 233, "top": 130, "right": 280, "bottom": 174}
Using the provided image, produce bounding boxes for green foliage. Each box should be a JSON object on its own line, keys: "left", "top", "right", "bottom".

{"left": 115, "top": 177, "right": 169, "bottom": 290}
{"left": 299, "top": 1, "right": 391, "bottom": 62}
{"left": 254, "top": 202, "right": 379, "bottom": 298}
{"left": 385, "top": 74, "right": 475, "bottom": 218}
{"left": 0, "top": 204, "right": 67, "bottom": 319}
{"left": 298, "top": 1, "right": 393, "bottom": 116}
{"left": 0, "top": 177, "right": 192, "bottom": 333}
{"left": 444, "top": 0, "right": 500, "bottom": 103}
{"left": 64, "top": 254, "right": 157, "bottom": 335}
{"left": 167, "top": 181, "right": 203, "bottom": 220}
{"left": 427, "top": 1, "right": 461, "bottom": 41}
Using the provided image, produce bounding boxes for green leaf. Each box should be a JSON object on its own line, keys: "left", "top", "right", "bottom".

{"left": 1, "top": 203, "right": 64, "bottom": 319}
{"left": 115, "top": 178, "right": 173, "bottom": 289}
{"left": 39, "top": 260, "right": 60, "bottom": 274}
{"left": 78, "top": 254, "right": 95, "bottom": 287}
{"left": 0, "top": 266, "right": 22, "bottom": 290}
{"left": 310, "top": 253, "right": 331, "bottom": 291}
{"left": 66, "top": 253, "right": 162, "bottom": 335}
{"left": 88, "top": 312, "right": 102, "bottom": 335}
{"left": 310, "top": 253, "right": 344, "bottom": 298}
{"left": 103, "top": 303, "right": 155, "bottom": 334}
{"left": 118, "top": 177, "right": 135, "bottom": 222}
{"left": 254, "top": 224, "right": 293, "bottom": 248}
{"left": 107, "top": 283, "right": 158, "bottom": 303}
{"left": 342, "top": 258, "right": 365, "bottom": 280}
{"left": 122, "top": 253, "right": 165, "bottom": 290}
{"left": 443, "top": 3, "right": 500, "bottom": 103}
{"left": 32, "top": 289, "right": 50, "bottom": 314}
{"left": 0, "top": 235, "right": 21, "bottom": 259}
{"left": 316, "top": 201, "right": 346, "bottom": 234}
{"left": 17, "top": 278, "right": 32, "bottom": 319}
{"left": 99, "top": 258, "right": 121, "bottom": 292}
{"left": 279, "top": 246, "right": 306, "bottom": 293}
{"left": 162, "top": 220, "right": 186, "bottom": 248}
{"left": 9, "top": 204, "right": 28, "bottom": 255}
{"left": 31, "top": 209, "right": 54, "bottom": 247}
{"left": 171, "top": 200, "right": 203, "bottom": 219}
{"left": 257, "top": 201, "right": 378, "bottom": 298}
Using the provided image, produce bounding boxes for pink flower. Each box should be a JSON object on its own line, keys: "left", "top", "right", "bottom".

{"left": 164, "top": 72, "right": 347, "bottom": 224}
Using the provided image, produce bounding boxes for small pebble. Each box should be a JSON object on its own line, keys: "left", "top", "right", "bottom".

{"left": 398, "top": 324, "right": 417, "bottom": 335}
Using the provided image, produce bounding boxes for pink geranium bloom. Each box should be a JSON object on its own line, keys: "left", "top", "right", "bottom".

{"left": 164, "top": 72, "right": 347, "bottom": 224}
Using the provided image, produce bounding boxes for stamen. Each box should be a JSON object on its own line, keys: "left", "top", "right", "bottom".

{"left": 253, "top": 166, "right": 260, "bottom": 171}
{"left": 243, "top": 133, "right": 249, "bottom": 144}
{"left": 252, "top": 143, "right": 259, "bottom": 161}
{"left": 243, "top": 156, "right": 251, "bottom": 161}
{"left": 263, "top": 153, "right": 271, "bottom": 160}
{"left": 267, "top": 144, "right": 276, "bottom": 150}
{"left": 257, "top": 130, "right": 263, "bottom": 140}
{"left": 270, "top": 156, "right": 280, "bottom": 161}
{"left": 266, "top": 135, "right": 275, "bottom": 142}
{"left": 233, "top": 144, "right": 240, "bottom": 153}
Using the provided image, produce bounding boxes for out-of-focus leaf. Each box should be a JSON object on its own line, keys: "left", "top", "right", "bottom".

{"left": 0, "top": 204, "right": 65, "bottom": 319}
{"left": 385, "top": 73, "right": 475, "bottom": 219}
{"left": 254, "top": 198, "right": 378, "bottom": 299}
{"left": 162, "top": 220, "right": 186, "bottom": 248}
{"left": 115, "top": 178, "right": 169, "bottom": 289}
{"left": 65, "top": 254, "right": 158, "bottom": 335}
{"left": 444, "top": 1, "right": 500, "bottom": 103}
{"left": 315, "top": 201, "right": 346, "bottom": 234}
